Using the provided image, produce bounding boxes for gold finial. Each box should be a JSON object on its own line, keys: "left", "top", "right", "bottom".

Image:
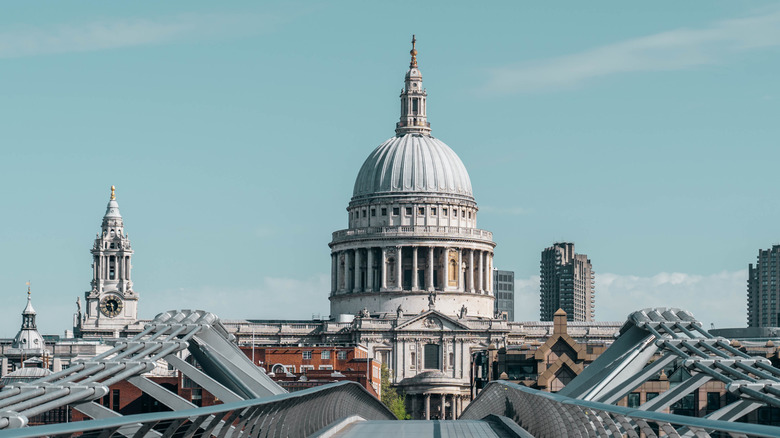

{"left": 110, "top": 185, "right": 116, "bottom": 201}
{"left": 410, "top": 34, "right": 418, "bottom": 68}
{"left": 26, "top": 281, "right": 30, "bottom": 296}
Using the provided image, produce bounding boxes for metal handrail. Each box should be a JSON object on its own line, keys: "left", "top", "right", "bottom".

{"left": 0, "top": 381, "right": 396, "bottom": 438}
{"left": 462, "top": 381, "right": 780, "bottom": 438}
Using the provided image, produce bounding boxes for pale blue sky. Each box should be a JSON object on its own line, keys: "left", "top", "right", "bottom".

{"left": 1, "top": 1, "right": 779, "bottom": 336}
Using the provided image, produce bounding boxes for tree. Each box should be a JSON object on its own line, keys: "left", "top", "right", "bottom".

{"left": 380, "top": 364, "right": 410, "bottom": 419}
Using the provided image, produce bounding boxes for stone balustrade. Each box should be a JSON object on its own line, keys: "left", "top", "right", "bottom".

{"left": 332, "top": 226, "right": 493, "bottom": 243}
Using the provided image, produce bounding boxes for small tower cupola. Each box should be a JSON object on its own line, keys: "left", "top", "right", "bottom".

{"left": 396, "top": 35, "right": 431, "bottom": 136}
{"left": 12, "top": 283, "right": 46, "bottom": 353}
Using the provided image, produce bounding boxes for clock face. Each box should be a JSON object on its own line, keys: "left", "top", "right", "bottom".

{"left": 100, "top": 295, "right": 123, "bottom": 318}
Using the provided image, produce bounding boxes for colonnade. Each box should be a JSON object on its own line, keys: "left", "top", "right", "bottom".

{"left": 331, "top": 246, "right": 492, "bottom": 295}
{"left": 409, "top": 393, "right": 466, "bottom": 420}
{"left": 94, "top": 254, "right": 132, "bottom": 284}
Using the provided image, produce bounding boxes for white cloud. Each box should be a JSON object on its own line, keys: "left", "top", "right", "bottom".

{"left": 140, "top": 274, "right": 332, "bottom": 322}
{"left": 514, "top": 270, "right": 747, "bottom": 329}
{"left": 482, "top": 9, "right": 780, "bottom": 93}
{"left": 0, "top": 14, "right": 276, "bottom": 59}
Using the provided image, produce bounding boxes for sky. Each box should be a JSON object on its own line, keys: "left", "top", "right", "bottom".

{"left": 1, "top": 1, "right": 779, "bottom": 336}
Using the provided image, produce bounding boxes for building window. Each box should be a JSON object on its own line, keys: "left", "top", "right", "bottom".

{"left": 418, "top": 207, "right": 425, "bottom": 215}
{"left": 410, "top": 352, "right": 416, "bottom": 369}
{"left": 448, "top": 352, "right": 454, "bottom": 368}
{"left": 443, "top": 208, "right": 448, "bottom": 216}
{"left": 112, "top": 389, "right": 120, "bottom": 412}
{"left": 468, "top": 211, "right": 472, "bottom": 219}
{"left": 301, "top": 365, "right": 314, "bottom": 372}
{"left": 319, "top": 365, "right": 333, "bottom": 370}
{"left": 362, "top": 210, "right": 367, "bottom": 218}
{"left": 431, "top": 208, "right": 437, "bottom": 216}
{"left": 392, "top": 207, "right": 399, "bottom": 216}
{"left": 381, "top": 208, "right": 387, "bottom": 216}
{"left": 284, "top": 365, "right": 295, "bottom": 373}
{"left": 707, "top": 392, "right": 721, "bottom": 411}
{"left": 302, "top": 351, "right": 312, "bottom": 360}
{"left": 461, "top": 210, "right": 465, "bottom": 217}
{"left": 321, "top": 351, "right": 330, "bottom": 360}
{"left": 405, "top": 207, "right": 412, "bottom": 216}
{"left": 337, "top": 351, "right": 347, "bottom": 360}
{"left": 424, "top": 344, "right": 440, "bottom": 369}
{"left": 627, "top": 393, "right": 640, "bottom": 408}
{"left": 371, "top": 209, "right": 376, "bottom": 217}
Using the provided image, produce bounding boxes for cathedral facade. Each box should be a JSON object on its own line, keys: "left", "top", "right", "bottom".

{"left": 63, "top": 39, "right": 622, "bottom": 420}
{"left": 223, "top": 39, "right": 621, "bottom": 420}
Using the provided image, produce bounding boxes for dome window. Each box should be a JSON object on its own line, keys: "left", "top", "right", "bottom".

{"left": 371, "top": 209, "right": 376, "bottom": 217}
{"left": 405, "top": 207, "right": 412, "bottom": 216}
{"left": 443, "top": 208, "right": 448, "bottom": 216}
{"left": 392, "top": 207, "right": 399, "bottom": 216}
{"left": 362, "top": 210, "right": 367, "bottom": 218}
{"left": 381, "top": 208, "right": 387, "bottom": 216}
{"left": 418, "top": 207, "right": 424, "bottom": 216}
{"left": 431, "top": 208, "right": 437, "bottom": 216}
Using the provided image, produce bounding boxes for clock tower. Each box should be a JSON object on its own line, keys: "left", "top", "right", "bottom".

{"left": 77, "top": 186, "right": 140, "bottom": 338}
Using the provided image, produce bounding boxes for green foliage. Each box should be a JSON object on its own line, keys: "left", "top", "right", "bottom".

{"left": 380, "top": 364, "right": 410, "bottom": 420}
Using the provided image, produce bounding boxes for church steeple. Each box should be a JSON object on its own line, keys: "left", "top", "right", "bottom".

{"left": 91, "top": 186, "right": 134, "bottom": 295}
{"left": 396, "top": 35, "right": 431, "bottom": 137}
{"left": 80, "top": 186, "right": 139, "bottom": 338}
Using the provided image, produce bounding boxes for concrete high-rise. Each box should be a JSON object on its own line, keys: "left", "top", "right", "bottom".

{"left": 493, "top": 269, "right": 515, "bottom": 321}
{"left": 540, "top": 243, "right": 595, "bottom": 322}
{"left": 747, "top": 245, "right": 780, "bottom": 327}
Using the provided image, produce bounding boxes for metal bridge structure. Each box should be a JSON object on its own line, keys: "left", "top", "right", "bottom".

{"left": 2, "top": 308, "right": 780, "bottom": 437}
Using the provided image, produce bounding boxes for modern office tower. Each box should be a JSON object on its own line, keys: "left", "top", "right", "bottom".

{"left": 747, "top": 245, "right": 780, "bottom": 327}
{"left": 493, "top": 269, "right": 515, "bottom": 321}
{"left": 540, "top": 243, "right": 595, "bottom": 322}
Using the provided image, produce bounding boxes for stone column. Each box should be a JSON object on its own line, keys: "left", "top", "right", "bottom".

{"left": 353, "top": 249, "right": 362, "bottom": 293}
{"left": 443, "top": 247, "right": 449, "bottom": 291}
{"left": 346, "top": 250, "right": 352, "bottom": 293}
{"left": 427, "top": 247, "right": 434, "bottom": 291}
{"left": 487, "top": 253, "right": 493, "bottom": 295}
{"left": 478, "top": 250, "right": 484, "bottom": 293}
{"left": 331, "top": 253, "right": 337, "bottom": 294}
{"left": 336, "top": 252, "right": 343, "bottom": 293}
{"left": 396, "top": 246, "right": 403, "bottom": 290}
{"left": 366, "top": 248, "right": 374, "bottom": 292}
{"left": 381, "top": 247, "right": 387, "bottom": 290}
{"left": 127, "top": 256, "right": 131, "bottom": 281}
{"left": 468, "top": 250, "right": 475, "bottom": 292}
{"left": 412, "top": 395, "right": 417, "bottom": 420}
{"left": 425, "top": 393, "right": 431, "bottom": 420}
{"left": 457, "top": 249, "right": 463, "bottom": 291}
{"left": 411, "top": 246, "right": 418, "bottom": 291}
{"left": 441, "top": 395, "right": 446, "bottom": 420}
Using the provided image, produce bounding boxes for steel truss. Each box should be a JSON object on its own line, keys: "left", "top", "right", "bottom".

{"left": 0, "top": 310, "right": 394, "bottom": 437}
{"left": 464, "top": 307, "right": 780, "bottom": 437}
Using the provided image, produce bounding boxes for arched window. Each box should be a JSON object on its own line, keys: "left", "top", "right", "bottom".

{"left": 449, "top": 259, "right": 458, "bottom": 284}
{"left": 424, "top": 344, "right": 440, "bottom": 369}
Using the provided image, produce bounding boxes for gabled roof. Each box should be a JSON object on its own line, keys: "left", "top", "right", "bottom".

{"left": 395, "top": 310, "right": 469, "bottom": 331}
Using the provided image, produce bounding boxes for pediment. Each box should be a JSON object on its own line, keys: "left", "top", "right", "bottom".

{"left": 395, "top": 310, "right": 469, "bottom": 331}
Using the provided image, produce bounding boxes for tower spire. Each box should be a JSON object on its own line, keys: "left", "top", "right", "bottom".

{"left": 396, "top": 35, "right": 431, "bottom": 136}
{"left": 410, "top": 35, "right": 417, "bottom": 68}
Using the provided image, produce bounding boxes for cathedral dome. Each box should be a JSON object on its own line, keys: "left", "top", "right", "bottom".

{"left": 352, "top": 134, "right": 473, "bottom": 202}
